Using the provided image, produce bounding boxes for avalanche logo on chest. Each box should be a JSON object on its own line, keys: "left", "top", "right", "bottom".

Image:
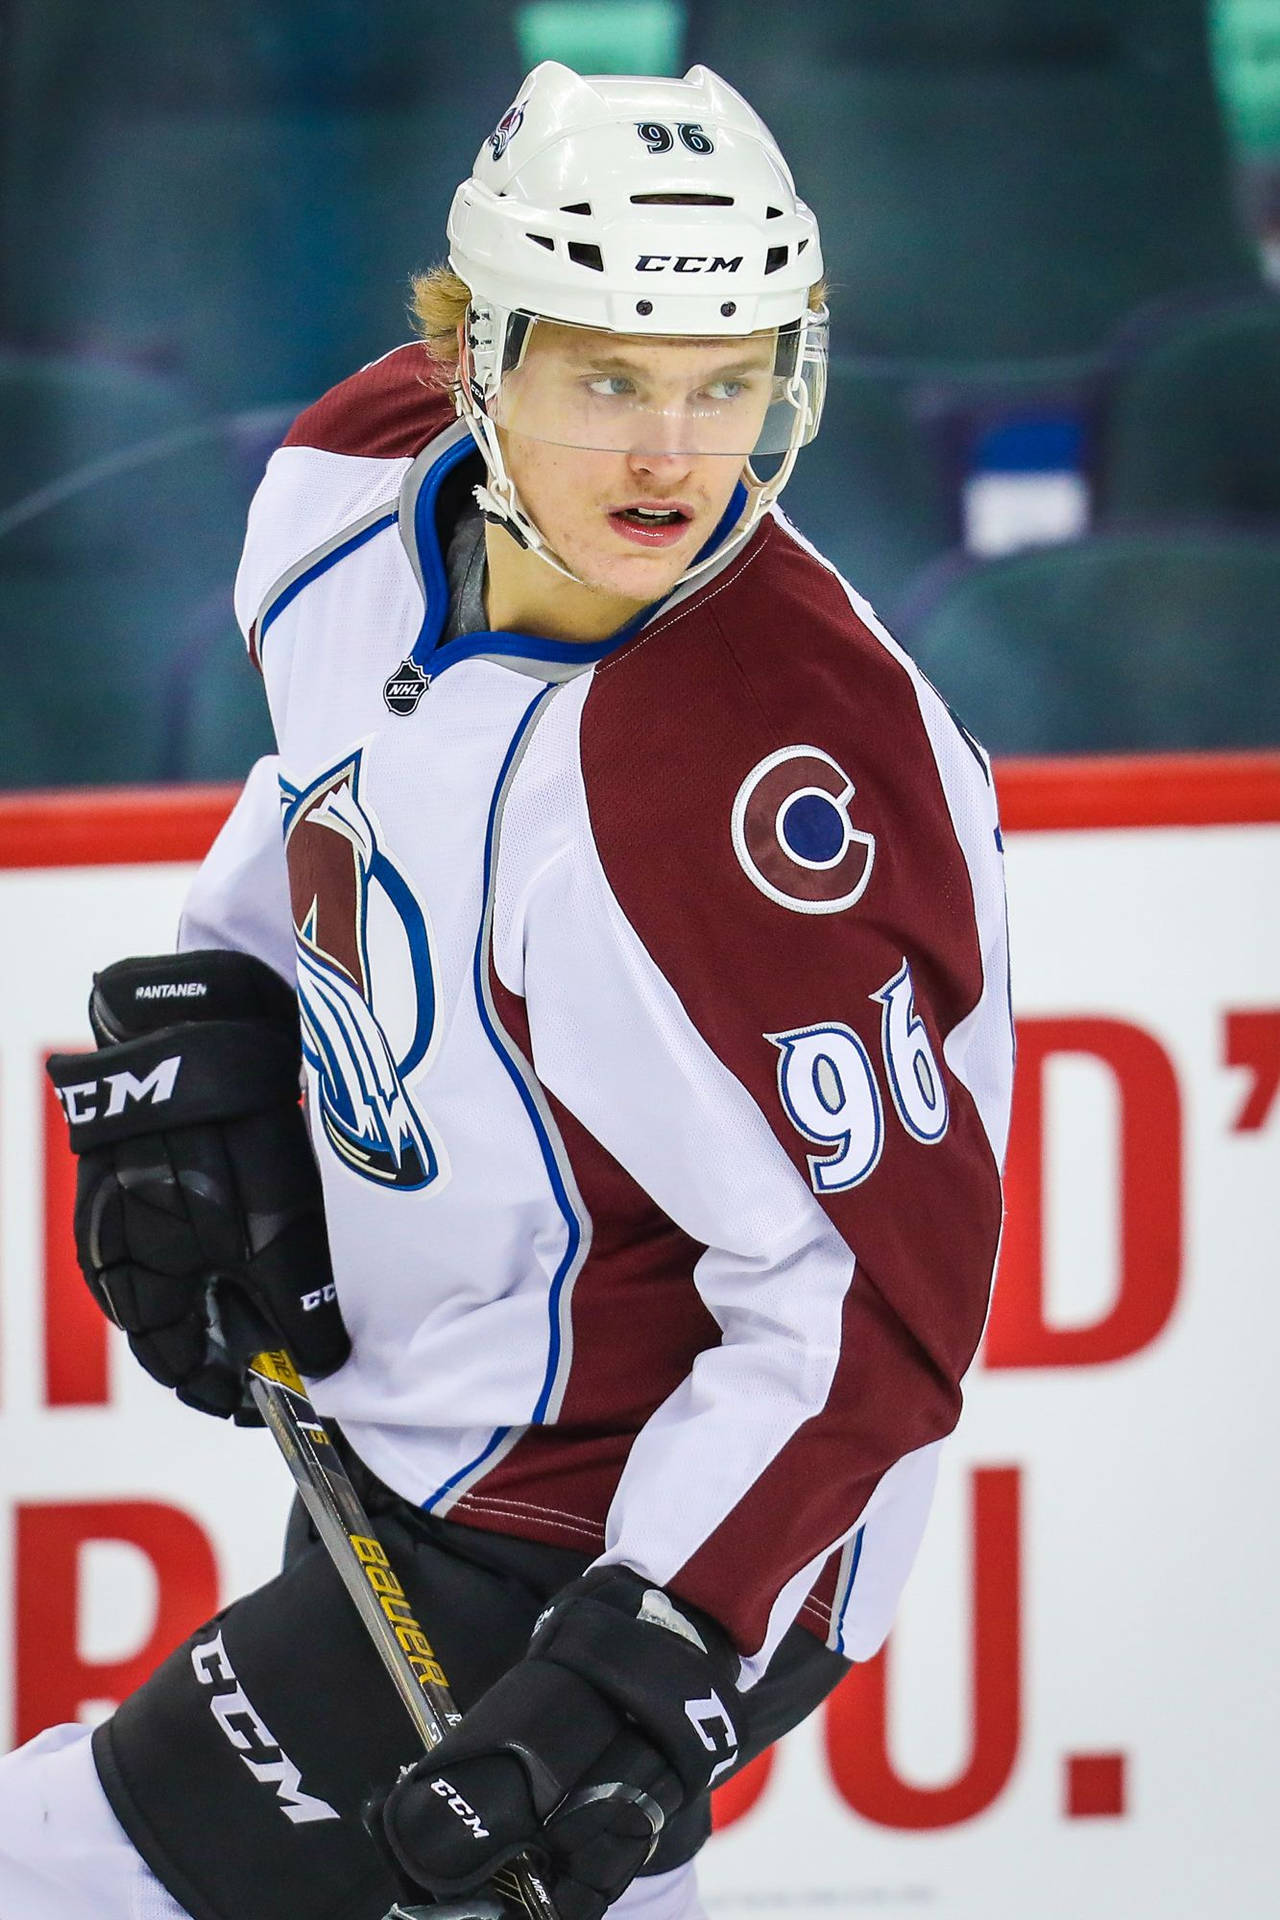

{"left": 281, "top": 752, "right": 443, "bottom": 1190}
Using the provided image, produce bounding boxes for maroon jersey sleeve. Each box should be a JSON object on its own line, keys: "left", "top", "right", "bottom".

{"left": 571, "top": 524, "right": 1011, "bottom": 1663}
{"left": 282, "top": 342, "right": 452, "bottom": 458}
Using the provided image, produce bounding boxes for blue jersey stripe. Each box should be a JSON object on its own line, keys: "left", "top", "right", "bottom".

{"left": 423, "top": 684, "right": 585, "bottom": 1509}
{"left": 257, "top": 510, "right": 399, "bottom": 657}
{"left": 410, "top": 434, "right": 478, "bottom": 660}
{"left": 833, "top": 1525, "right": 866, "bottom": 1653}
{"left": 424, "top": 1423, "right": 515, "bottom": 1511}
{"left": 425, "top": 626, "right": 624, "bottom": 679}
{"left": 474, "top": 688, "right": 585, "bottom": 1423}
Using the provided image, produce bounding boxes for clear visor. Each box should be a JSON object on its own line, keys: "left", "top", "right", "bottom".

{"left": 483, "top": 310, "right": 827, "bottom": 458}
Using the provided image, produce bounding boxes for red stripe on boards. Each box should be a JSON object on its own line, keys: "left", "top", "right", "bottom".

{"left": 0, "top": 786, "right": 238, "bottom": 868}
{"left": 0, "top": 759, "right": 1274, "bottom": 872}
{"left": 996, "top": 750, "right": 1280, "bottom": 831}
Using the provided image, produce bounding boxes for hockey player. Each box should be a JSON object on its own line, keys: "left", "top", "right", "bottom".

{"left": 6, "top": 60, "right": 1012, "bottom": 1920}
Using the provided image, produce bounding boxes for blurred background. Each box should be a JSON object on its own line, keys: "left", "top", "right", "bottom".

{"left": 2, "top": 0, "right": 1279, "bottom": 787}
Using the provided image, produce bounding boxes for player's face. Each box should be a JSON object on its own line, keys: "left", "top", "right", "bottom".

{"left": 497, "top": 323, "right": 776, "bottom": 601}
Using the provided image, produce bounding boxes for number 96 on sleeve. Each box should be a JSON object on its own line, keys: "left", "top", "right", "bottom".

{"left": 767, "top": 961, "right": 949, "bottom": 1193}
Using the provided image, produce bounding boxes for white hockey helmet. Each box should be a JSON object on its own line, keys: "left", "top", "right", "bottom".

{"left": 446, "top": 61, "right": 827, "bottom": 587}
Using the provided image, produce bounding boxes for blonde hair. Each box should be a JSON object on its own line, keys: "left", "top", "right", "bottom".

{"left": 409, "top": 261, "right": 830, "bottom": 388}
{"left": 410, "top": 264, "right": 475, "bottom": 388}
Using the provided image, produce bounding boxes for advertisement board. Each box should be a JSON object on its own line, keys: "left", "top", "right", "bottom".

{"left": 1, "top": 754, "right": 1277, "bottom": 1917}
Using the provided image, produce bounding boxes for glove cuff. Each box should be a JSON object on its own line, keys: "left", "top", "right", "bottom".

{"left": 530, "top": 1568, "right": 742, "bottom": 1799}
{"left": 47, "top": 1021, "right": 303, "bottom": 1151}
{"left": 89, "top": 949, "right": 297, "bottom": 1044}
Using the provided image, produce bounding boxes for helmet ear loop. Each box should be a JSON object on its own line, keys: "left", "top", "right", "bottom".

{"left": 690, "top": 303, "right": 821, "bottom": 576}
{"left": 456, "top": 373, "right": 588, "bottom": 584}
{"left": 675, "top": 379, "right": 810, "bottom": 592}
{"left": 456, "top": 308, "right": 542, "bottom": 559}
{"left": 741, "top": 332, "right": 822, "bottom": 513}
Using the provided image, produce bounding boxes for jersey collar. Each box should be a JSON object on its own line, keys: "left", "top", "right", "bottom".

{"left": 399, "top": 427, "right": 749, "bottom": 684}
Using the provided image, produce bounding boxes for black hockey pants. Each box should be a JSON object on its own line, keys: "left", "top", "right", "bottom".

{"left": 92, "top": 1442, "right": 850, "bottom": 1920}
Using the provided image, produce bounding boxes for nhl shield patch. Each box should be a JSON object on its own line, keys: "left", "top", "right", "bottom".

{"left": 383, "top": 658, "right": 428, "bottom": 716}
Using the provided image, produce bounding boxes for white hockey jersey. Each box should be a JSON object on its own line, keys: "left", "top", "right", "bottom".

{"left": 181, "top": 345, "right": 1013, "bottom": 1681}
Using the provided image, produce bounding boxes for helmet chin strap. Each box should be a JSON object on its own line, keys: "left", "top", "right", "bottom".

{"left": 455, "top": 373, "right": 582, "bottom": 583}
{"left": 456, "top": 379, "right": 802, "bottom": 598}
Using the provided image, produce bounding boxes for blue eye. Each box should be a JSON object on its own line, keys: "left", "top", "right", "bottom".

{"left": 586, "top": 375, "right": 634, "bottom": 398}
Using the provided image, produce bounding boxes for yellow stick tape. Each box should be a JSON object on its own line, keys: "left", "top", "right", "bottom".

{"left": 249, "top": 1348, "right": 306, "bottom": 1392}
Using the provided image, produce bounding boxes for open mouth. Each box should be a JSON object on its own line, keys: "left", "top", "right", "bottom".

{"left": 608, "top": 503, "right": 695, "bottom": 548}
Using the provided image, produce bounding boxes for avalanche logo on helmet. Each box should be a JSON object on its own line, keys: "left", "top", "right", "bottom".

{"left": 489, "top": 99, "right": 526, "bottom": 161}
{"left": 281, "top": 752, "right": 444, "bottom": 1191}
{"left": 731, "top": 746, "right": 876, "bottom": 914}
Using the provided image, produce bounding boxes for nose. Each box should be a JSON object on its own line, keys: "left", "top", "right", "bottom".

{"left": 627, "top": 434, "right": 695, "bottom": 481}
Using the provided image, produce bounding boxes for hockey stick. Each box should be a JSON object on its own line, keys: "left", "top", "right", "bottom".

{"left": 240, "top": 1338, "right": 560, "bottom": 1920}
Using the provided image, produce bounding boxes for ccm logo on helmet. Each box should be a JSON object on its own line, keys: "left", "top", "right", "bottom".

{"left": 636, "top": 254, "right": 742, "bottom": 274}
{"left": 731, "top": 747, "right": 876, "bottom": 915}
{"left": 56, "top": 1056, "right": 182, "bottom": 1126}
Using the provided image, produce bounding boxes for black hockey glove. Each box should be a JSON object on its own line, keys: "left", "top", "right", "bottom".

{"left": 45, "top": 948, "right": 347, "bottom": 1418}
{"left": 380, "top": 1566, "right": 743, "bottom": 1920}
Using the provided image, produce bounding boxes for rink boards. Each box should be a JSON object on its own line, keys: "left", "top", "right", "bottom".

{"left": 0, "top": 754, "right": 1276, "bottom": 1919}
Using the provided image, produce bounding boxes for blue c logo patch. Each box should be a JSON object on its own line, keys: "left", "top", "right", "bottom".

{"left": 731, "top": 746, "right": 876, "bottom": 914}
